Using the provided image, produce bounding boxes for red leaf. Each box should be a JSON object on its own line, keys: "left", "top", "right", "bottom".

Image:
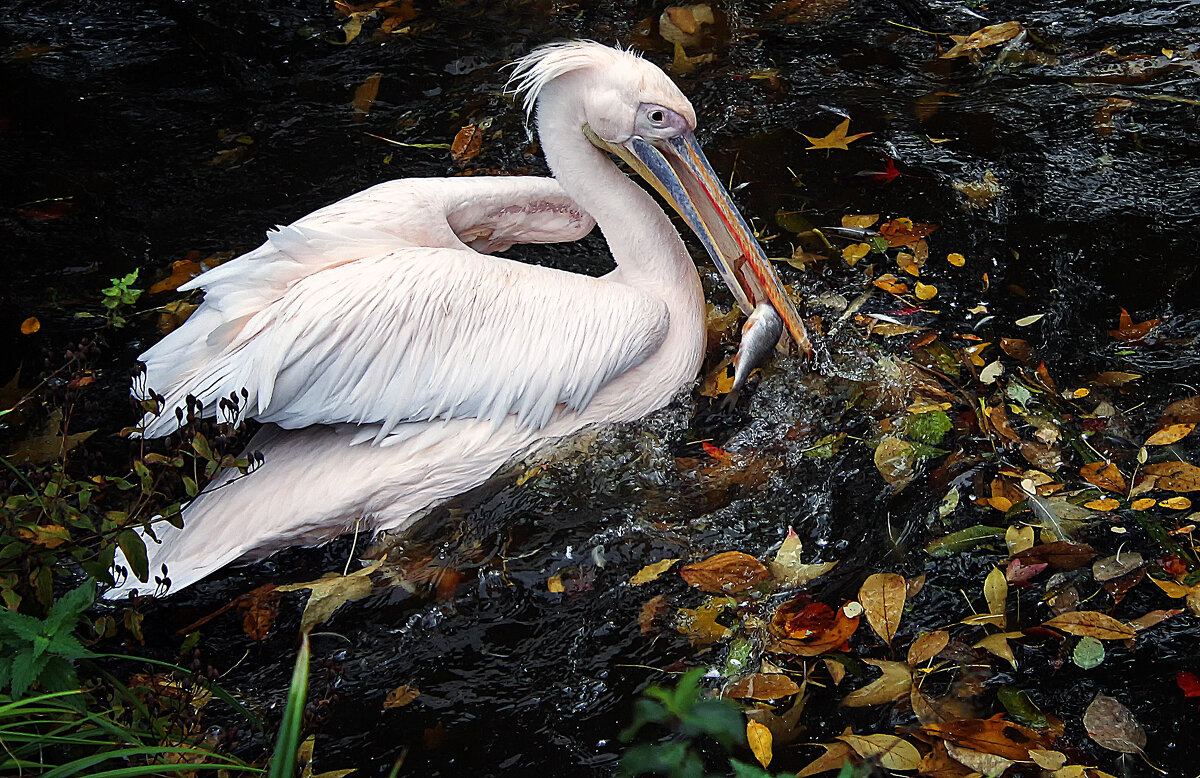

{"left": 870, "top": 157, "right": 901, "bottom": 184}
{"left": 1178, "top": 671, "right": 1200, "bottom": 698}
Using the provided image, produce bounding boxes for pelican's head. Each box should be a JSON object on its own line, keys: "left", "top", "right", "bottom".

{"left": 510, "top": 41, "right": 810, "bottom": 356}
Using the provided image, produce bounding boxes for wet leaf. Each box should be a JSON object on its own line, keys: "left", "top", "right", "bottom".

{"left": 944, "top": 743, "right": 1013, "bottom": 774}
{"left": 771, "top": 601, "right": 860, "bottom": 655}
{"left": 874, "top": 435, "right": 916, "bottom": 489}
{"left": 952, "top": 170, "right": 1004, "bottom": 208}
{"left": 984, "top": 566, "right": 1007, "bottom": 621}
{"left": 724, "top": 673, "right": 801, "bottom": 701}
{"left": 747, "top": 719, "right": 773, "bottom": 768}
{"left": 1145, "top": 422, "right": 1195, "bottom": 445}
{"left": 1092, "top": 552, "right": 1143, "bottom": 581}
{"left": 842, "top": 242, "right": 870, "bottom": 265}
{"left": 158, "top": 300, "right": 198, "bottom": 335}
{"left": 872, "top": 274, "right": 908, "bottom": 294}
{"left": 840, "top": 659, "right": 911, "bottom": 707}
{"left": 547, "top": 575, "right": 564, "bottom": 593}
{"left": 1014, "top": 541, "right": 1098, "bottom": 569}
{"left": 1159, "top": 395, "right": 1200, "bottom": 426}
{"left": 1073, "top": 635, "right": 1105, "bottom": 669}
{"left": 1044, "top": 611, "right": 1136, "bottom": 640}
{"left": 20, "top": 317, "right": 39, "bottom": 334}
{"left": 1015, "top": 313, "right": 1044, "bottom": 326}
{"left": 941, "top": 22, "right": 1024, "bottom": 59}
{"left": 6, "top": 410, "right": 96, "bottom": 465}
{"left": 926, "top": 525, "right": 1005, "bottom": 556}
{"left": 1177, "top": 670, "right": 1200, "bottom": 697}
{"left": 383, "top": 685, "right": 420, "bottom": 709}
{"left": 638, "top": 594, "right": 669, "bottom": 634}
{"left": 836, "top": 733, "right": 920, "bottom": 771}
{"left": 925, "top": 716, "right": 1047, "bottom": 760}
{"left": 1139, "top": 461, "right": 1200, "bottom": 492}
{"left": 1005, "top": 525, "right": 1035, "bottom": 556}
{"left": 915, "top": 282, "right": 938, "bottom": 300}
{"left": 240, "top": 585, "right": 280, "bottom": 641}
{"left": 947, "top": 252, "right": 966, "bottom": 267}
{"left": 796, "top": 740, "right": 856, "bottom": 777}
{"left": 1083, "top": 693, "right": 1146, "bottom": 754}
{"left": 676, "top": 597, "right": 734, "bottom": 645}
{"left": 917, "top": 741, "right": 974, "bottom": 777}
{"left": 1084, "top": 497, "right": 1120, "bottom": 511}
{"left": 908, "top": 629, "right": 949, "bottom": 665}
{"left": 1081, "top": 461, "right": 1127, "bottom": 492}
{"left": 351, "top": 72, "right": 382, "bottom": 119}
{"left": 659, "top": 4, "right": 714, "bottom": 48}
{"left": 451, "top": 124, "right": 483, "bottom": 163}
{"left": 802, "top": 118, "right": 872, "bottom": 152}
{"left": 1029, "top": 749, "right": 1067, "bottom": 770}
{"left": 278, "top": 559, "right": 383, "bottom": 634}
{"left": 842, "top": 213, "right": 879, "bottom": 229}
{"left": 770, "top": 527, "right": 837, "bottom": 587}
{"left": 879, "top": 217, "right": 938, "bottom": 248}
{"left": 680, "top": 551, "right": 770, "bottom": 593}
{"left": 1108, "top": 308, "right": 1159, "bottom": 342}
{"left": 996, "top": 686, "right": 1049, "bottom": 729}
{"left": 1160, "top": 496, "right": 1192, "bottom": 509}
{"left": 974, "top": 632, "right": 1020, "bottom": 668}
{"left": 858, "top": 572, "right": 906, "bottom": 645}
{"left": 629, "top": 558, "right": 680, "bottom": 585}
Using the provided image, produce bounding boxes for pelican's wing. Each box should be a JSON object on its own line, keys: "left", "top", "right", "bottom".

{"left": 137, "top": 177, "right": 595, "bottom": 415}
{"left": 139, "top": 246, "right": 668, "bottom": 438}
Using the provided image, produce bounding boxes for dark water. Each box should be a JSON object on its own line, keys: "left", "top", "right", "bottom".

{"left": 3, "top": 0, "right": 1199, "bottom": 775}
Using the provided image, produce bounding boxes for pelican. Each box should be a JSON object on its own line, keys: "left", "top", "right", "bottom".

{"left": 106, "top": 41, "right": 808, "bottom": 598}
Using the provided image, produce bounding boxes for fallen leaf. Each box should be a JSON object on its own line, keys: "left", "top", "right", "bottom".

{"left": 1005, "top": 525, "right": 1035, "bottom": 556}
{"left": 747, "top": 719, "right": 774, "bottom": 768}
{"left": 451, "top": 124, "right": 483, "bottom": 163}
{"left": 675, "top": 597, "right": 734, "bottom": 645}
{"left": 837, "top": 733, "right": 921, "bottom": 771}
{"left": 802, "top": 118, "right": 872, "bottom": 152}
{"left": 240, "top": 585, "right": 280, "bottom": 641}
{"left": 1131, "top": 497, "right": 1157, "bottom": 510}
{"left": 947, "top": 252, "right": 966, "bottom": 267}
{"left": 1015, "top": 313, "right": 1044, "bottom": 326}
{"left": 351, "top": 72, "right": 383, "bottom": 119}
{"left": 1043, "top": 611, "right": 1136, "bottom": 640}
{"left": 629, "top": 558, "right": 680, "bottom": 585}
{"left": 680, "top": 551, "right": 770, "bottom": 593}
{"left": 944, "top": 742, "right": 1014, "bottom": 774}
{"left": 1080, "top": 461, "right": 1127, "bottom": 493}
{"left": 1092, "top": 553, "right": 1144, "bottom": 582}
{"left": 770, "top": 527, "right": 837, "bottom": 586}
{"left": 858, "top": 572, "right": 906, "bottom": 645}
{"left": 915, "top": 282, "right": 938, "bottom": 300}
{"left": 984, "top": 566, "right": 1008, "bottom": 622}
{"left": 842, "top": 242, "right": 870, "bottom": 265}
{"left": 879, "top": 217, "right": 938, "bottom": 248}
{"left": 277, "top": 559, "right": 383, "bottom": 634}
{"left": 1139, "top": 462, "right": 1200, "bottom": 492}
{"left": 941, "top": 21, "right": 1024, "bottom": 59}
{"left": 1159, "top": 395, "right": 1200, "bottom": 426}
{"left": 872, "top": 273, "right": 909, "bottom": 295}
{"left": 1073, "top": 635, "right": 1105, "bottom": 669}
{"left": 20, "top": 317, "right": 39, "bottom": 334}
{"left": 1146, "top": 423, "right": 1195, "bottom": 446}
{"left": 639, "top": 594, "right": 670, "bottom": 634}
{"left": 157, "top": 300, "right": 199, "bottom": 335}
{"left": 659, "top": 4, "right": 714, "bottom": 48}
{"left": 724, "top": 673, "right": 801, "bottom": 701}
{"left": 5, "top": 410, "right": 96, "bottom": 465}
{"left": 952, "top": 170, "right": 1005, "bottom": 208}
{"left": 1128, "top": 608, "right": 1182, "bottom": 631}
{"left": 1084, "top": 497, "right": 1120, "bottom": 511}
{"left": 908, "top": 630, "right": 950, "bottom": 665}
{"left": 974, "top": 632, "right": 1020, "bottom": 668}
{"left": 840, "top": 659, "right": 911, "bottom": 707}
{"left": 917, "top": 741, "right": 975, "bottom": 777}
{"left": 771, "top": 601, "right": 860, "bottom": 655}
{"left": 1108, "top": 308, "right": 1159, "bottom": 342}
{"left": 383, "top": 684, "right": 420, "bottom": 709}
{"left": 842, "top": 213, "right": 880, "bottom": 229}
{"left": 1083, "top": 693, "right": 1146, "bottom": 754}
{"left": 1160, "top": 496, "right": 1192, "bottom": 509}
{"left": 874, "top": 435, "right": 916, "bottom": 489}
{"left": 796, "top": 741, "right": 856, "bottom": 778}
{"left": 547, "top": 575, "right": 564, "bottom": 593}
{"left": 925, "top": 716, "right": 1047, "bottom": 760}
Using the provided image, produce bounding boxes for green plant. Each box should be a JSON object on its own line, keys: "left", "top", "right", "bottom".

{"left": 0, "top": 579, "right": 95, "bottom": 700}
{"left": 100, "top": 270, "right": 143, "bottom": 328}
{"left": 268, "top": 634, "right": 311, "bottom": 778}
{"left": 619, "top": 669, "right": 794, "bottom": 778}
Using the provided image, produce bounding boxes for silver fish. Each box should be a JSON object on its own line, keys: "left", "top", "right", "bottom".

{"left": 730, "top": 302, "right": 784, "bottom": 396}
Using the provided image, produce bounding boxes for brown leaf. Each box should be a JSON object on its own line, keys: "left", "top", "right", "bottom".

{"left": 771, "top": 601, "right": 860, "bottom": 655}
{"left": 879, "top": 217, "right": 938, "bottom": 248}
{"left": 351, "top": 72, "right": 382, "bottom": 119}
{"left": 638, "top": 594, "right": 670, "bottom": 635}
{"left": 801, "top": 118, "right": 872, "bottom": 152}
{"left": 1080, "top": 461, "right": 1127, "bottom": 493}
{"left": 680, "top": 551, "right": 770, "bottom": 593}
{"left": 1043, "top": 611, "right": 1136, "bottom": 640}
{"left": 925, "top": 716, "right": 1047, "bottom": 760}
{"left": 999, "top": 337, "right": 1033, "bottom": 362}
{"left": 382, "top": 684, "right": 420, "bottom": 709}
{"left": 451, "top": 124, "right": 483, "bottom": 163}
{"left": 943, "top": 743, "right": 1013, "bottom": 775}
{"left": 675, "top": 598, "right": 733, "bottom": 645}
{"left": 941, "top": 21, "right": 1024, "bottom": 58}
{"left": 908, "top": 629, "right": 950, "bottom": 665}
{"left": 1139, "top": 461, "right": 1200, "bottom": 492}
{"left": 917, "top": 741, "right": 975, "bottom": 778}
{"left": 157, "top": 300, "right": 199, "bottom": 335}
{"left": 1108, "top": 308, "right": 1159, "bottom": 343}
{"left": 1159, "top": 395, "right": 1200, "bottom": 426}
{"left": 874, "top": 436, "right": 916, "bottom": 489}
{"left": 1083, "top": 693, "right": 1146, "bottom": 754}
{"left": 1013, "top": 541, "right": 1097, "bottom": 570}
{"left": 796, "top": 741, "right": 856, "bottom": 778}
{"left": 6, "top": 410, "right": 95, "bottom": 465}
{"left": 239, "top": 585, "right": 280, "bottom": 641}
{"left": 840, "top": 659, "right": 911, "bottom": 707}
{"left": 724, "top": 673, "right": 801, "bottom": 701}
{"left": 858, "top": 572, "right": 906, "bottom": 645}
{"left": 1092, "top": 553, "right": 1144, "bottom": 582}
{"left": 1089, "top": 370, "right": 1142, "bottom": 386}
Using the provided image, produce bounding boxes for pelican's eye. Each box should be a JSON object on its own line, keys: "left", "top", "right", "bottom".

{"left": 635, "top": 104, "right": 690, "bottom": 139}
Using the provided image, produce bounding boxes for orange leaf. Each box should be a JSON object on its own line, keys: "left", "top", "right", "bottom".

{"left": 725, "top": 673, "right": 801, "bottom": 701}
{"left": 879, "top": 217, "right": 938, "bottom": 247}
{"left": 1146, "top": 423, "right": 1195, "bottom": 446}
{"left": 19, "top": 317, "right": 40, "bottom": 335}
{"left": 679, "top": 551, "right": 770, "bottom": 593}
{"left": 1080, "top": 461, "right": 1127, "bottom": 493}
{"left": 771, "top": 601, "right": 860, "bottom": 655}
{"left": 382, "top": 684, "right": 420, "bottom": 709}
{"left": 924, "top": 716, "right": 1048, "bottom": 761}
{"left": 1108, "top": 307, "right": 1159, "bottom": 342}
{"left": 451, "top": 124, "right": 483, "bottom": 163}
{"left": 1140, "top": 462, "right": 1200, "bottom": 492}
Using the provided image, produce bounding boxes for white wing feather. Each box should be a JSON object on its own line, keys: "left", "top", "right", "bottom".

{"left": 140, "top": 247, "right": 668, "bottom": 438}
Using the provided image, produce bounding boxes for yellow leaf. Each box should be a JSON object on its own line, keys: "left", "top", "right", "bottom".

{"left": 629, "top": 558, "right": 680, "bottom": 585}
{"left": 841, "top": 213, "right": 879, "bottom": 229}
{"left": 796, "top": 741, "right": 856, "bottom": 778}
{"left": 984, "top": 566, "right": 1008, "bottom": 621}
{"left": 547, "top": 575, "right": 564, "bottom": 593}
{"left": 278, "top": 559, "right": 383, "bottom": 634}
{"left": 747, "top": 720, "right": 774, "bottom": 768}
{"left": 837, "top": 733, "right": 921, "bottom": 771}
{"left": 974, "top": 631, "right": 1022, "bottom": 668}
{"left": 1029, "top": 749, "right": 1067, "bottom": 770}
{"left": 914, "top": 282, "right": 938, "bottom": 300}
{"left": 20, "top": 317, "right": 40, "bottom": 335}
{"left": 842, "top": 242, "right": 870, "bottom": 266}
{"left": 873, "top": 436, "right": 915, "bottom": 489}
{"left": 941, "top": 21, "right": 1024, "bottom": 58}
{"left": 1160, "top": 496, "right": 1192, "bottom": 510}
{"left": 382, "top": 684, "right": 420, "bottom": 709}
{"left": 1084, "top": 497, "right": 1121, "bottom": 511}
{"left": 351, "top": 72, "right": 383, "bottom": 119}
{"left": 947, "top": 252, "right": 966, "bottom": 266}
{"left": 1131, "top": 497, "right": 1157, "bottom": 510}
{"left": 858, "top": 572, "right": 906, "bottom": 646}
{"left": 1005, "top": 525, "right": 1035, "bottom": 556}
{"left": 872, "top": 273, "right": 909, "bottom": 294}
{"left": 802, "top": 118, "right": 872, "bottom": 152}
{"left": 840, "top": 659, "right": 911, "bottom": 707}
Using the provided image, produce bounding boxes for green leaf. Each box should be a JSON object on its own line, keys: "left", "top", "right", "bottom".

{"left": 902, "top": 410, "right": 953, "bottom": 445}
{"left": 268, "top": 635, "right": 311, "bottom": 778}
{"left": 1073, "top": 636, "right": 1105, "bottom": 670}
{"left": 10, "top": 651, "right": 50, "bottom": 698}
{"left": 33, "top": 657, "right": 79, "bottom": 694}
{"left": 996, "top": 686, "right": 1049, "bottom": 728}
{"left": 926, "top": 525, "right": 1006, "bottom": 556}
{"left": 117, "top": 531, "right": 149, "bottom": 583}
{"left": 44, "top": 581, "right": 96, "bottom": 636}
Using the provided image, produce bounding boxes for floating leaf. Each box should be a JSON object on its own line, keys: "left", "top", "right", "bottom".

{"left": 842, "top": 242, "right": 870, "bottom": 265}
{"left": 629, "top": 558, "right": 680, "bottom": 585}
{"left": 771, "top": 601, "right": 860, "bottom": 655}
{"left": 725, "top": 673, "right": 801, "bottom": 701}
{"left": 915, "top": 282, "right": 938, "bottom": 300}
{"left": 926, "top": 525, "right": 1005, "bottom": 556}
{"left": 351, "top": 72, "right": 382, "bottom": 119}
{"left": 1108, "top": 308, "right": 1159, "bottom": 342}
{"left": 924, "top": 716, "right": 1047, "bottom": 761}
{"left": 836, "top": 733, "right": 921, "bottom": 771}
{"left": 874, "top": 435, "right": 916, "bottom": 488}
{"left": 451, "top": 124, "right": 483, "bottom": 163}
{"left": 1146, "top": 422, "right": 1195, "bottom": 445}
{"left": 907, "top": 630, "right": 949, "bottom": 665}
{"left": 879, "top": 217, "right": 938, "bottom": 247}
{"left": 947, "top": 252, "right": 966, "bottom": 267}
{"left": 680, "top": 551, "right": 770, "bottom": 593}
{"left": 1073, "top": 636, "right": 1105, "bottom": 669}
{"left": 1044, "top": 611, "right": 1136, "bottom": 640}
{"left": 984, "top": 566, "right": 1008, "bottom": 621}
{"left": 278, "top": 559, "right": 383, "bottom": 634}
{"left": 802, "top": 118, "right": 872, "bottom": 152}
{"left": 858, "top": 572, "right": 906, "bottom": 645}
{"left": 840, "top": 660, "right": 911, "bottom": 707}
{"left": 746, "top": 719, "right": 773, "bottom": 768}
{"left": 383, "top": 685, "right": 420, "bottom": 709}
{"left": 770, "top": 527, "right": 837, "bottom": 587}
{"left": 953, "top": 170, "right": 1005, "bottom": 208}
{"left": 1092, "top": 553, "right": 1143, "bottom": 582}
{"left": 1015, "top": 314, "right": 1044, "bottom": 326}
{"left": 941, "top": 21, "right": 1024, "bottom": 59}
{"left": 675, "top": 597, "right": 734, "bottom": 645}
{"left": 796, "top": 741, "right": 856, "bottom": 778}
{"left": 20, "top": 317, "right": 39, "bottom": 334}
{"left": 1083, "top": 693, "right": 1146, "bottom": 754}
{"left": 1139, "top": 461, "right": 1200, "bottom": 492}
{"left": 1080, "top": 461, "right": 1127, "bottom": 493}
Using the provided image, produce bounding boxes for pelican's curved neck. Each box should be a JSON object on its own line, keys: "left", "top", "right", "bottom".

{"left": 535, "top": 93, "right": 694, "bottom": 287}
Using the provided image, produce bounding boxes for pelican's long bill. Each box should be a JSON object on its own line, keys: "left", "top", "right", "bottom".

{"left": 585, "top": 125, "right": 812, "bottom": 357}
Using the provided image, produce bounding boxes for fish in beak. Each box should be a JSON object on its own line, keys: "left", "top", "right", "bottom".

{"left": 583, "top": 124, "right": 812, "bottom": 359}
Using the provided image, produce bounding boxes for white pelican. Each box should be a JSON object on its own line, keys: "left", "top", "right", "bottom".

{"left": 107, "top": 41, "right": 808, "bottom": 598}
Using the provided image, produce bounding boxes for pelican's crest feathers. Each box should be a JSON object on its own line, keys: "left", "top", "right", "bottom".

{"left": 507, "top": 40, "right": 641, "bottom": 119}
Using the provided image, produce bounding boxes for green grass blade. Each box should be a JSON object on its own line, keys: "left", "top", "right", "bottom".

{"left": 268, "top": 634, "right": 311, "bottom": 778}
